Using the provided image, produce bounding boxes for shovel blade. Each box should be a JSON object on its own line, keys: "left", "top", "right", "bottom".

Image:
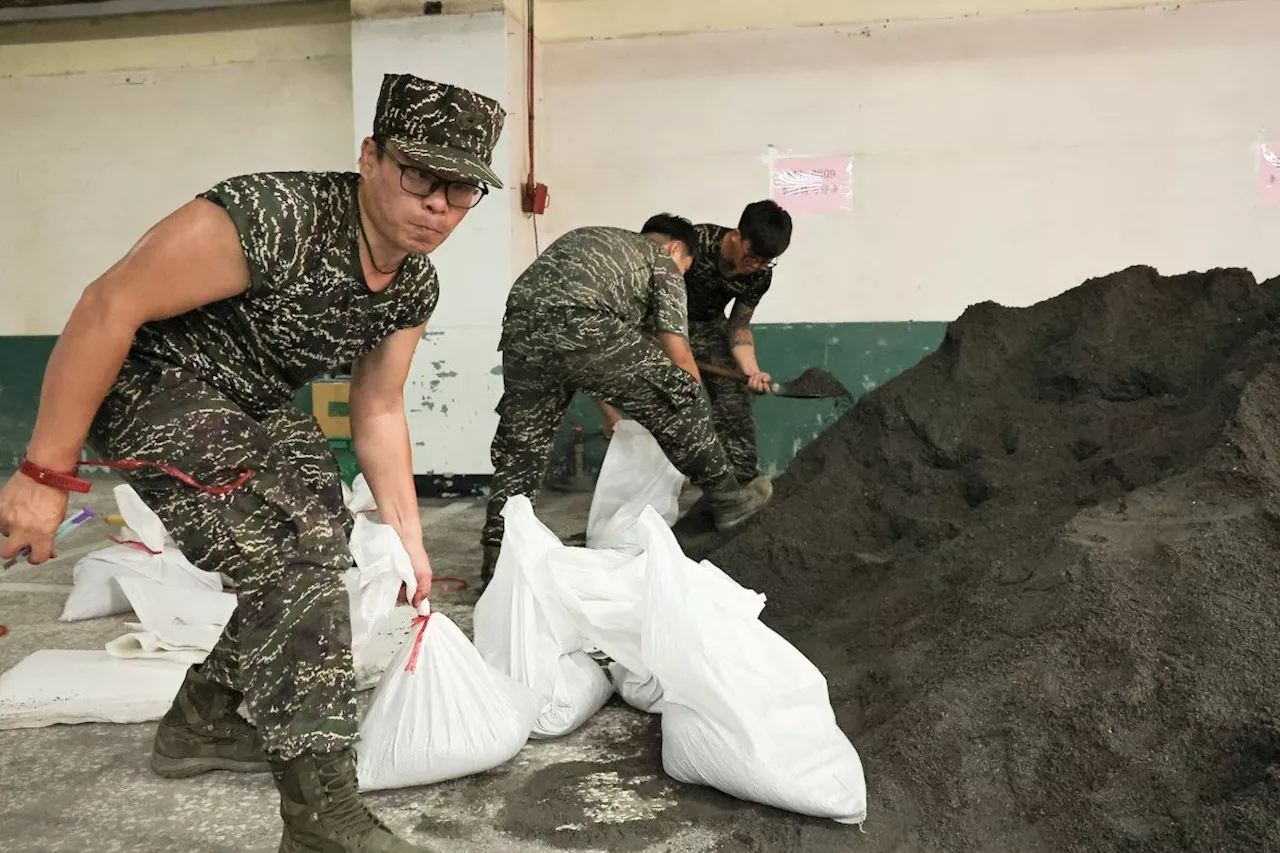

{"left": 772, "top": 367, "right": 853, "bottom": 399}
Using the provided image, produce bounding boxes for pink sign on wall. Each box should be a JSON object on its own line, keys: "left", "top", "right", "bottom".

{"left": 770, "top": 154, "right": 853, "bottom": 214}
{"left": 1259, "top": 142, "right": 1280, "bottom": 206}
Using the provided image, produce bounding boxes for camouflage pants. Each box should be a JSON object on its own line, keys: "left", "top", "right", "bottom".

{"left": 88, "top": 358, "right": 355, "bottom": 761}
{"left": 482, "top": 310, "right": 735, "bottom": 547}
{"left": 689, "top": 320, "right": 758, "bottom": 484}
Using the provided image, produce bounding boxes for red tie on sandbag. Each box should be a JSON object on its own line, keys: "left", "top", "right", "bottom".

{"left": 404, "top": 612, "right": 433, "bottom": 673}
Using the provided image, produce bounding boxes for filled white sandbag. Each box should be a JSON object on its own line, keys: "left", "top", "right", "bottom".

{"left": 474, "top": 497, "right": 614, "bottom": 738}
{"left": 351, "top": 604, "right": 417, "bottom": 691}
{"left": 585, "top": 420, "right": 684, "bottom": 552}
{"left": 60, "top": 484, "right": 222, "bottom": 622}
{"left": 357, "top": 603, "right": 538, "bottom": 791}
{"left": 608, "top": 662, "right": 666, "bottom": 714}
{"left": 636, "top": 509, "right": 868, "bottom": 825}
{"left": 542, "top": 546, "right": 662, "bottom": 712}
{"left": 0, "top": 650, "right": 188, "bottom": 729}
{"left": 345, "top": 514, "right": 417, "bottom": 652}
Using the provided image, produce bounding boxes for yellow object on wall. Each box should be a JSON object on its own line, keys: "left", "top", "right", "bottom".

{"left": 312, "top": 380, "right": 352, "bottom": 439}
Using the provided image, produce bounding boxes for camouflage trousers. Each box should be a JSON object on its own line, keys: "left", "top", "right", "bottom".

{"left": 689, "top": 320, "right": 758, "bottom": 484}
{"left": 88, "top": 358, "right": 356, "bottom": 761}
{"left": 483, "top": 310, "right": 735, "bottom": 547}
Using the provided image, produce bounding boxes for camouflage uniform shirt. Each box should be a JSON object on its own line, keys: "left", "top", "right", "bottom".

{"left": 684, "top": 224, "right": 772, "bottom": 322}
{"left": 130, "top": 171, "right": 439, "bottom": 418}
{"left": 500, "top": 226, "right": 689, "bottom": 356}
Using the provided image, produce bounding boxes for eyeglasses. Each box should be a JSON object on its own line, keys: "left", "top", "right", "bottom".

{"left": 379, "top": 143, "right": 489, "bottom": 210}
{"left": 743, "top": 253, "right": 778, "bottom": 271}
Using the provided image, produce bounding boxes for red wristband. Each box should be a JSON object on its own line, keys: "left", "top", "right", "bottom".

{"left": 19, "top": 457, "right": 92, "bottom": 494}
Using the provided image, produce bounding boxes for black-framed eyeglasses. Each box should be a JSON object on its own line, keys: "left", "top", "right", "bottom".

{"left": 743, "top": 253, "right": 778, "bottom": 271}
{"left": 379, "top": 142, "right": 489, "bottom": 210}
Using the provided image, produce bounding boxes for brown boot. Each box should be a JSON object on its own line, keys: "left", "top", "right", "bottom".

{"left": 706, "top": 475, "right": 774, "bottom": 531}
{"left": 150, "top": 665, "right": 270, "bottom": 778}
{"left": 480, "top": 544, "right": 500, "bottom": 588}
{"left": 274, "top": 748, "right": 433, "bottom": 852}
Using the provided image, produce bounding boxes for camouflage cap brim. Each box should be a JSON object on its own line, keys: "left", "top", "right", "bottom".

{"left": 392, "top": 137, "right": 504, "bottom": 189}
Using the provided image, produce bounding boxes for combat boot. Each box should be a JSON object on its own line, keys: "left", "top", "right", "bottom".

{"left": 273, "top": 748, "right": 433, "bottom": 852}
{"left": 706, "top": 475, "right": 774, "bottom": 531}
{"left": 480, "top": 544, "right": 501, "bottom": 587}
{"left": 151, "top": 665, "right": 269, "bottom": 778}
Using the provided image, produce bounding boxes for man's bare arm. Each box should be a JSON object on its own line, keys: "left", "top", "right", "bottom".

{"left": 350, "top": 325, "right": 426, "bottom": 550}
{"left": 26, "top": 199, "right": 251, "bottom": 469}
{"left": 727, "top": 301, "right": 762, "bottom": 377}
{"left": 656, "top": 332, "right": 703, "bottom": 384}
{"left": 350, "top": 323, "right": 436, "bottom": 605}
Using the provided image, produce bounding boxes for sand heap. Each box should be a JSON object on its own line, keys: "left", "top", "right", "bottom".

{"left": 683, "top": 265, "right": 1280, "bottom": 853}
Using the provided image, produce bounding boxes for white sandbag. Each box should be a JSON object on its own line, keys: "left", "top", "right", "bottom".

{"left": 105, "top": 628, "right": 211, "bottom": 665}
{"left": 346, "top": 515, "right": 417, "bottom": 652}
{"left": 117, "top": 574, "right": 237, "bottom": 631}
{"left": 343, "top": 473, "right": 377, "bottom": 515}
{"left": 609, "top": 662, "right": 665, "bottom": 714}
{"left": 636, "top": 509, "right": 868, "bottom": 825}
{"left": 543, "top": 546, "right": 659, "bottom": 710}
{"left": 357, "top": 603, "right": 538, "bottom": 792}
{"left": 0, "top": 650, "right": 188, "bottom": 729}
{"left": 115, "top": 483, "right": 171, "bottom": 550}
{"left": 474, "top": 497, "right": 614, "bottom": 738}
{"left": 351, "top": 604, "right": 417, "bottom": 691}
{"left": 586, "top": 420, "right": 685, "bottom": 552}
{"left": 60, "top": 485, "right": 223, "bottom": 622}
{"left": 104, "top": 575, "right": 236, "bottom": 664}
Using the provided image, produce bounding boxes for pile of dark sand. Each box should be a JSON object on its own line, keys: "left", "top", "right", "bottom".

{"left": 675, "top": 265, "right": 1280, "bottom": 852}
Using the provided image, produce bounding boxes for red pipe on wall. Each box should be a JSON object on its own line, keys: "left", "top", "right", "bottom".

{"left": 527, "top": 0, "right": 535, "bottom": 188}
{"left": 523, "top": 0, "right": 547, "bottom": 217}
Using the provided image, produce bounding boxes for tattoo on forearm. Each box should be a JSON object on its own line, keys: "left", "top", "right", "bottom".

{"left": 728, "top": 303, "right": 756, "bottom": 348}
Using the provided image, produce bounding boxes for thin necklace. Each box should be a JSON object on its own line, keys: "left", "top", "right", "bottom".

{"left": 356, "top": 192, "right": 403, "bottom": 276}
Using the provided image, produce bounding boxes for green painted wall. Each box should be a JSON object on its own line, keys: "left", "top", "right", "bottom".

{"left": 0, "top": 322, "right": 946, "bottom": 477}
{"left": 0, "top": 336, "right": 57, "bottom": 471}
{"left": 551, "top": 321, "right": 947, "bottom": 481}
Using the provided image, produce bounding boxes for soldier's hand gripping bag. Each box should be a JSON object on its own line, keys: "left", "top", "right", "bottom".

{"left": 356, "top": 601, "right": 539, "bottom": 792}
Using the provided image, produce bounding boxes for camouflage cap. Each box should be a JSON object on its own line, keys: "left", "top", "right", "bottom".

{"left": 373, "top": 73, "right": 507, "bottom": 189}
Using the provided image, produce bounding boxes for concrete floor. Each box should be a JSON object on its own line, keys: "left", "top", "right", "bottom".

{"left": 0, "top": 475, "right": 789, "bottom": 853}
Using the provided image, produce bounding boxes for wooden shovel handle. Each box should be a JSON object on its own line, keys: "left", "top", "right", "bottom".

{"left": 695, "top": 361, "right": 751, "bottom": 383}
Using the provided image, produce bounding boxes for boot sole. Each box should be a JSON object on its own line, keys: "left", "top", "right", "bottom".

{"left": 150, "top": 751, "right": 271, "bottom": 779}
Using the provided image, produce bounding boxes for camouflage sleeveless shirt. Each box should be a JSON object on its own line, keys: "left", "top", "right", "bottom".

{"left": 129, "top": 171, "right": 439, "bottom": 418}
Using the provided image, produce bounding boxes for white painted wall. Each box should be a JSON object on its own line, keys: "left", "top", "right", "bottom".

{"left": 0, "top": 56, "right": 352, "bottom": 336}
{"left": 351, "top": 11, "right": 528, "bottom": 476}
{"left": 539, "top": 0, "right": 1280, "bottom": 323}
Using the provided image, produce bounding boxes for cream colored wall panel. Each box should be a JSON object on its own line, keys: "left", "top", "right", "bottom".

{"left": 0, "top": 2, "right": 351, "bottom": 78}
{"left": 539, "top": 0, "right": 1280, "bottom": 323}
{"left": 534, "top": 0, "right": 1227, "bottom": 42}
{"left": 0, "top": 56, "right": 353, "bottom": 335}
